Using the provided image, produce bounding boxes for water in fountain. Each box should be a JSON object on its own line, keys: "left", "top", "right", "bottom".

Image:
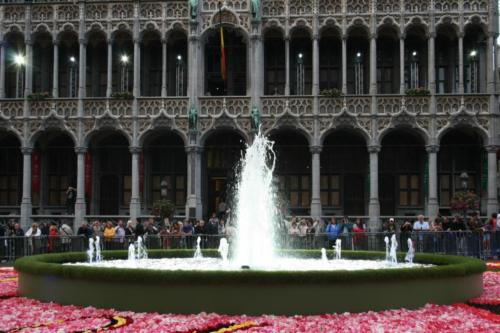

{"left": 233, "top": 130, "right": 278, "bottom": 268}
{"left": 87, "top": 238, "right": 95, "bottom": 263}
{"left": 384, "top": 236, "right": 389, "bottom": 261}
{"left": 405, "top": 238, "right": 415, "bottom": 264}
{"left": 128, "top": 243, "right": 136, "bottom": 262}
{"left": 95, "top": 236, "right": 102, "bottom": 262}
{"left": 137, "top": 236, "right": 148, "bottom": 260}
{"left": 333, "top": 239, "right": 342, "bottom": 260}
{"left": 194, "top": 236, "right": 203, "bottom": 259}
{"left": 389, "top": 234, "right": 398, "bottom": 264}
{"left": 321, "top": 248, "right": 328, "bottom": 263}
{"left": 218, "top": 238, "right": 229, "bottom": 263}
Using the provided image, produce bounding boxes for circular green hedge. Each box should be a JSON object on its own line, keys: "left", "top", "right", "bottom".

{"left": 14, "top": 249, "right": 486, "bottom": 285}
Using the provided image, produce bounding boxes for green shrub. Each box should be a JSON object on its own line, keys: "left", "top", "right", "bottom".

{"left": 14, "top": 250, "right": 486, "bottom": 286}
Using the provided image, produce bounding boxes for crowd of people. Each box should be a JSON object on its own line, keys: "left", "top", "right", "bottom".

{"left": 0, "top": 211, "right": 499, "bottom": 260}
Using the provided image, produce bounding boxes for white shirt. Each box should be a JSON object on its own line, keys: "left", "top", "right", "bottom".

{"left": 413, "top": 220, "right": 430, "bottom": 231}
{"left": 25, "top": 228, "right": 41, "bottom": 237}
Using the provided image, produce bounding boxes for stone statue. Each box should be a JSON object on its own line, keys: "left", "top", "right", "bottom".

{"left": 251, "top": 0, "right": 260, "bottom": 19}
{"left": 251, "top": 106, "right": 260, "bottom": 130}
{"left": 189, "top": 0, "right": 198, "bottom": 19}
{"left": 189, "top": 106, "right": 198, "bottom": 130}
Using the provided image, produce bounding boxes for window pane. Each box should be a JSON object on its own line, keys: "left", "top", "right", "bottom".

{"left": 440, "top": 175, "right": 449, "bottom": 189}
{"left": 410, "top": 191, "right": 419, "bottom": 206}
{"left": 320, "top": 175, "right": 329, "bottom": 189}
{"left": 175, "top": 191, "right": 184, "bottom": 206}
{"left": 301, "top": 191, "right": 310, "bottom": 207}
{"left": 399, "top": 175, "right": 407, "bottom": 188}
{"left": 301, "top": 176, "right": 309, "bottom": 190}
{"left": 441, "top": 192, "right": 450, "bottom": 206}
{"left": 331, "top": 175, "right": 339, "bottom": 189}
{"left": 331, "top": 192, "right": 340, "bottom": 206}
{"left": 290, "top": 191, "right": 299, "bottom": 206}
{"left": 320, "top": 192, "right": 329, "bottom": 205}
{"left": 124, "top": 176, "right": 132, "bottom": 190}
{"left": 176, "top": 176, "right": 185, "bottom": 189}
{"left": 410, "top": 175, "right": 419, "bottom": 189}
{"left": 290, "top": 176, "right": 299, "bottom": 190}
{"left": 399, "top": 191, "right": 407, "bottom": 206}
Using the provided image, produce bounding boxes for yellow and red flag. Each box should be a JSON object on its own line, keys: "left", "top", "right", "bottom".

{"left": 220, "top": 25, "right": 226, "bottom": 82}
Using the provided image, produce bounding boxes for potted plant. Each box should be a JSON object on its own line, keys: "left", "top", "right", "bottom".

{"left": 110, "top": 91, "right": 134, "bottom": 100}
{"left": 450, "top": 190, "right": 479, "bottom": 217}
{"left": 405, "top": 87, "right": 430, "bottom": 96}
{"left": 320, "top": 88, "right": 344, "bottom": 98}
{"left": 152, "top": 199, "right": 175, "bottom": 221}
{"left": 27, "top": 92, "right": 52, "bottom": 101}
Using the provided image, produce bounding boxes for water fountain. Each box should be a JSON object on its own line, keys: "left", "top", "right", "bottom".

{"left": 405, "top": 238, "right": 415, "bottom": 264}
{"left": 95, "top": 236, "right": 102, "bottom": 262}
{"left": 218, "top": 238, "right": 229, "bottom": 263}
{"left": 333, "top": 239, "right": 342, "bottom": 260}
{"left": 18, "top": 130, "right": 485, "bottom": 315}
{"left": 320, "top": 248, "right": 328, "bottom": 263}
{"left": 384, "top": 236, "right": 389, "bottom": 261}
{"left": 193, "top": 236, "right": 203, "bottom": 259}
{"left": 128, "top": 236, "right": 148, "bottom": 261}
{"left": 87, "top": 238, "right": 95, "bottom": 263}
{"left": 389, "top": 234, "right": 398, "bottom": 264}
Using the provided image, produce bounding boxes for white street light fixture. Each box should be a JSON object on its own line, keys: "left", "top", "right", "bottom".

{"left": 412, "top": 51, "right": 417, "bottom": 57}
{"left": 177, "top": 54, "right": 182, "bottom": 61}
{"left": 120, "top": 54, "right": 129, "bottom": 64}
{"left": 14, "top": 54, "right": 25, "bottom": 66}
{"left": 298, "top": 53, "right": 303, "bottom": 59}
{"left": 69, "top": 56, "right": 76, "bottom": 63}
{"left": 356, "top": 52, "right": 362, "bottom": 58}
{"left": 469, "top": 50, "right": 477, "bottom": 57}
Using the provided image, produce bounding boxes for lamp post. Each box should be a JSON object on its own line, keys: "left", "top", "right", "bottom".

{"left": 176, "top": 54, "right": 184, "bottom": 96}
{"left": 410, "top": 50, "right": 419, "bottom": 89}
{"left": 468, "top": 49, "right": 478, "bottom": 93}
{"left": 120, "top": 54, "right": 129, "bottom": 92}
{"left": 68, "top": 56, "right": 77, "bottom": 98}
{"left": 354, "top": 52, "right": 363, "bottom": 95}
{"left": 296, "top": 52, "right": 304, "bottom": 95}
{"left": 14, "top": 54, "right": 25, "bottom": 98}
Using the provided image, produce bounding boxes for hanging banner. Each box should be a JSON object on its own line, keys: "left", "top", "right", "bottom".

{"left": 85, "top": 152, "right": 92, "bottom": 199}
{"left": 139, "top": 152, "right": 144, "bottom": 194}
{"left": 31, "top": 150, "right": 40, "bottom": 194}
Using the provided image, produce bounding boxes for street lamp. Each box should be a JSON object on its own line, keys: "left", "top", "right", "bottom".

{"left": 160, "top": 177, "right": 169, "bottom": 199}
{"left": 354, "top": 52, "right": 363, "bottom": 95}
{"left": 120, "top": 54, "right": 130, "bottom": 92}
{"left": 68, "top": 56, "right": 77, "bottom": 97}
{"left": 296, "top": 53, "right": 304, "bottom": 95}
{"left": 176, "top": 54, "right": 184, "bottom": 96}
{"left": 13, "top": 54, "right": 25, "bottom": 98}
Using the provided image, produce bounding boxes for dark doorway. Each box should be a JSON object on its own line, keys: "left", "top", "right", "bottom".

{"left": 344, "top": 174, "right": 365, "bottom": 215}
{"left": 379, "top": 174, "right": 396, "bottom": 215}
{"left": 100, "top": 174, "right": 119, "bottom": 215}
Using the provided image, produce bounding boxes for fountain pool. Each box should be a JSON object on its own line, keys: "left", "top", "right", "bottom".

{"left": 15, "top": 131, "right": 485, "bottom": 315}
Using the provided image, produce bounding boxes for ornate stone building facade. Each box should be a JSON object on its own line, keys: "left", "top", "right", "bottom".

{"left": 0, "top": 0, "right": 498, "bottom": 231}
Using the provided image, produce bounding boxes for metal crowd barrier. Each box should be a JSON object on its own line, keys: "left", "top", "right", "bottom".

{"left": 1, "top": 231, "right": 499, "bottom": 263}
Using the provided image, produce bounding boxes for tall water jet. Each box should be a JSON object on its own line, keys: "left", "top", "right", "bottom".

{"left": 384, "top": 236, "right": 389, "bottom": 262}
{"left": 389, "top": 234, "right": 398, "bottom": 264}
{"left": 87, "top": 238, "right": 95, "bottom": 263}
{"left": 218, "top": 238, "right": 229, "bottom": 263}
{"left": 95, "top": 236, "right": 102, "bottom": 263}
{"left": 233, "top": 130, "right": 277, "bottom": 268}
{"left": 128, "top": 243, "right": 136, "bottom": 262}
{"left": 321, "top": 248, "right": 328, "bottom": 263}
{"left": 333, "top": 239, "right": 342, "bottom": 260}
{"left": 194, "top": 236, "right": 203, "bottom": 259}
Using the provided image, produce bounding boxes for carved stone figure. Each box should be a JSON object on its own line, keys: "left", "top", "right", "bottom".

{"left": 189, "top": 0, "right": 198, "bottom": 19}
{"left": 189, "top": 106, "right": 198, "bottom": 130}
{"left": 251, "top": 0, "right": 260, "bottom": 19}
{"left": 251, "top": 106, "right": 261, "bottom": 130}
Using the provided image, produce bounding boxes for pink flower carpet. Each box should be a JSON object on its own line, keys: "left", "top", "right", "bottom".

{"left": 0, "top": 267, "right": 498, "bottom": 332}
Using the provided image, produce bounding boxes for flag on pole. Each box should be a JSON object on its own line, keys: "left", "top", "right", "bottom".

{"left": 219, "top": 14, "right": 226, "bottom": 82}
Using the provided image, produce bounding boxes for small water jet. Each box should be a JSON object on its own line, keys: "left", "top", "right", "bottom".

{"left": 193, "top": 236, "right": 203, "bottom": 259}
{"left": 95, "top": 236, "right": 102, "bottom": 262}
{"left": 333, "top": 239, "right": 342, "bottom": 260}
{"left": 389, "top": 234, "right": 398, "bottom": 264}
{"left": 87, "top": 238, "right": 95, "bottom": 263}
{"left": 321, "top": 248, "right": 328, "bottom": 263}
{"left": 127, "top": 236, "right": 148, "bottom": 261}
{"left": 218, "top": 238, "right": 229, "bottom": 263}
{"left": 405, "top": 238, "right": 415, "bottom": 264}
{"left": 384, "top": 236, "right": 389, "bottom": 261}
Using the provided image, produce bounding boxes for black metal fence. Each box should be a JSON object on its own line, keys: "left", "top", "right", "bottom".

{"left": 1, "top": 231, "right": 499, "bottom": 262}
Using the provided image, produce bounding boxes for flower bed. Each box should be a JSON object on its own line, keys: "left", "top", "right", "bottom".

{"left": 1, "top": 267, "right": 499, "bottom": 332}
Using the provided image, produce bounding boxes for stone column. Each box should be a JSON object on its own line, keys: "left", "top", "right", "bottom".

{"left": 106, "top": 39, "right": 113, "bottom": 97}
{"left": 310, "top": 145, "right": 322, "bottom": 219}
{"left": 486, "top": 145, "right": 498, "bottom": 216}
{"left": 129, "top": 146, "right": 141, "bottom": 220}
{"left": 285, "top": 37, "right": 290, "bottom": 95}
{"left": 368, "top": 145, "right": 380, "bottom": 231}
{"left": 185, "top": 145, "right": 203, "bottom": 219}
{"left": 52, "top": 41, "right": 59, "bottom": 98}
{"left": 161, "top": 38, "right": 167, "bottom": 97}
{"left": 20, "top": 147, "right": 33, "bottom": 230}
{"left": 342, "top": 36, "right": 347, "bottom": 94}
{"left": 399, "top": 36, "right": 405, "bottom": 94}
{"left": 370, "top": 34, "right": 377, "bottom": 95}
{"left": 133, "top": 39, "right": 140, "bottom": 97}
{"left": 78, "top": 39, "right": 86, "bottom": 98}
{"left": 312, "top": 35, "right": 319, "bottom": 96}
{"left": 458, "top": 33, "right": 464, "bottom": 94}
{"left": 428, "top": 33, "right": 435, "bottom": 94}
{"left": 24, "top": 41, "right": 33, "bottom": 97}
{"left": 487, "top": 34, "right": 495, "bottom": 94}
{"left": 0, "top": 41, "right": 6, "bottom": 98}
{"left": 426, "top": 145, "right": 439, "bottom": 218}
{"left": 74, "top": 147, "right": 87, "bottom": 229}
